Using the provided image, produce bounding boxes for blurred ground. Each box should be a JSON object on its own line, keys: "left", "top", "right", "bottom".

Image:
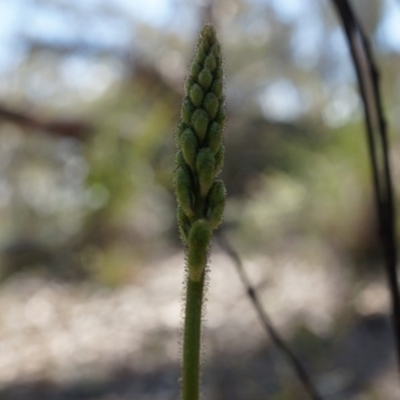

{"left": 0, "top": 247, "right": 398, "bottom": 399}
{"left": 0, "top": 0, "right": 399, "bottom": 399}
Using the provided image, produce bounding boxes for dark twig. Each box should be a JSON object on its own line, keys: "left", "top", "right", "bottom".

{"left": 331, "top": 0, "right": 400, "bottom": 374}
{"left": 0, "top": 104, "right": 92, "bottom": 138}
{"left": 217, "top": 233, "right": 323, "bottom": 400}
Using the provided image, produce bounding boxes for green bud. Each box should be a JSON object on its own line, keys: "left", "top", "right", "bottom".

{"left": 175, "top": 151, "right": 187, "bottom": 169}
{"left": 204, "top": 54, "right": 217, "bottom": 71}
{"left": 189, "top": 84, "right": 204, "bottom": 108}
{"left": 199, "top": 34, "right": 212, "bottom": 54}
{"left": 191, "top": 109, "right": 209, "bottom": 142}
{"left": 184, "top": 77, "right": 193, "bottom": 94}
{"left": 187, "top": 220, "right": 211, "bottom": 281}
{"left": 181, "top": 98, "right": 194, "bottom": 126}
{"left": 195, "top": 48, "right": 207, "bottom": 66}
{"left": 178, "top": 206, "right": 191, "bottom": 244}
{"left": 214, "top": 144, "right": 224, "bottom": 175}
{"left": 211, "top": 78, "right": 223, "bottom": 97}
{"left": 190, "top": 63, "right": 202, "bottom": 79}
{"left": 207, "top": 180, "right": 226, "bottom": 230}
{"left": 198, "top": 69, "right": 212, "bottom": 90}
{"left": 202, "top": 25, "right": 216, "bottom": 42}
{"left": 210, "top": 43, "right": 219, "bottom": 58}
{"left": 175, "top": 151, "right": 189, "bottom": 173}
{"left": 215, "top": 105, "right": 226, "bottom": 126}
{"left": 176, "top": 121, "right": 186, "bottom": 144}
{"left": 175, "top": 167, "right": 194, "bottom": 218}
{"left": 204, "top": 93, "right": 219, "bottom": 119}
{"left": 206, "top": 122, "right": 222, "bottom": 154}
{"left": 180, "top": 129, "right": 198, "bottom": 170}
{"left": 215, "top": 62, "right": 224, "bottom": 79}
{"left": 196, "top": 148, "right": 215, "bottom": 197}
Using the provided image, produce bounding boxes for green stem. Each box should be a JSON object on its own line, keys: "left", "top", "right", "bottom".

{"left": 182, "top": 270, "right": 205, "bottom": 400}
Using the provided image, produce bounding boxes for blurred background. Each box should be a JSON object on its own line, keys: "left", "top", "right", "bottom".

{"left": 0, "top": 0, "right": 399, "bottom": 398}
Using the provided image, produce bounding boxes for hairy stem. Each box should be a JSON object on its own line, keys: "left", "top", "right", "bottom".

{"left": 182, "top": 273, "right": 205, "bottom": 400}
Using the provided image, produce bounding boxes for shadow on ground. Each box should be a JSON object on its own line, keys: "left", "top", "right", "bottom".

{"left": 0, "top": 312, "right": 396, "bottom": 400}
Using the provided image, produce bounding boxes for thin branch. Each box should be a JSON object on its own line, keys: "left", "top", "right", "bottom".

{"left": 0, "top": 104, "right": 92, "bottom": 138}
{"left": 331, "top": 0, "right": 400, "bottom": 374}
{"left": 217, "top": 233, "right": 323, "bottom": 400}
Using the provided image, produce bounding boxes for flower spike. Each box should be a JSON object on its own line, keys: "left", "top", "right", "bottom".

{"left": 174, "top": 24, "right": 226, "bottom": 400}
{"left": 174, "top": 23, "right": 226, "bottom": 259}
